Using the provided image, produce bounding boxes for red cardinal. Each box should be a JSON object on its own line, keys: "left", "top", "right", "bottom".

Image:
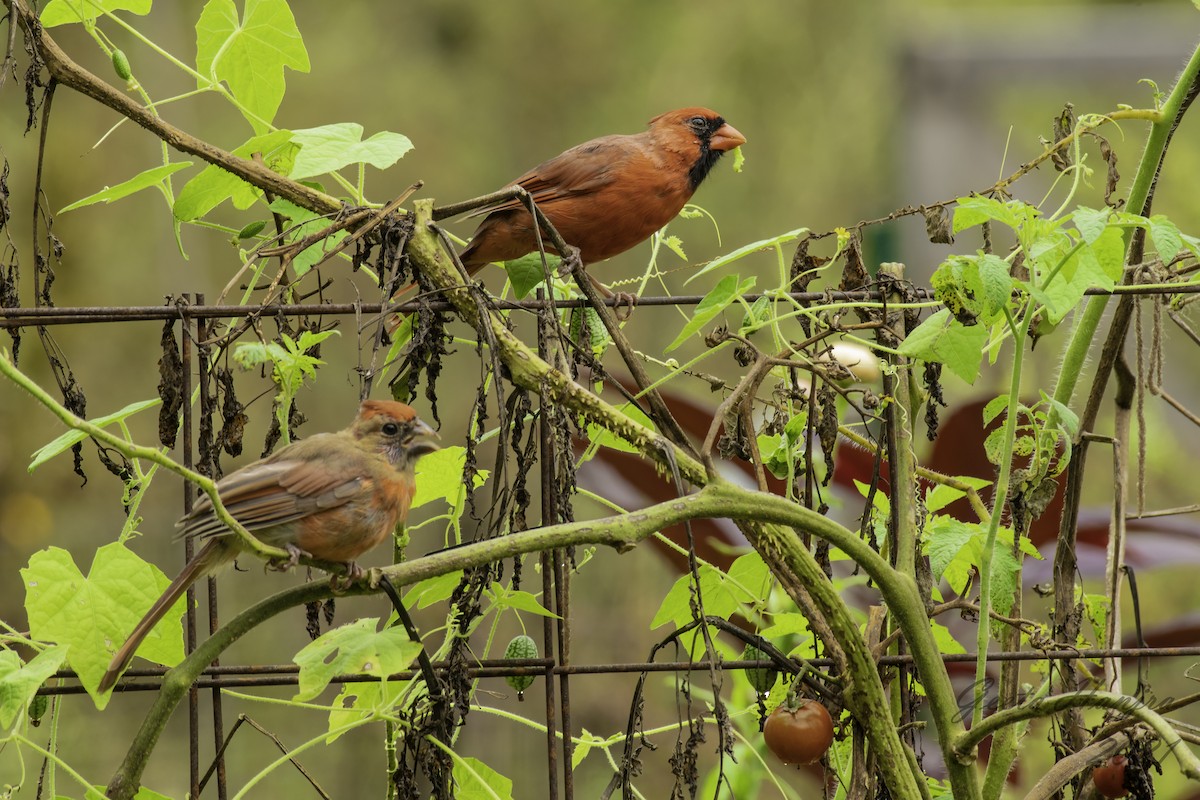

{"left": 98, "top": 400, "right": 440, "bottom": 692}
{"left": 420, "top": 107, "right": 745, "bottom": 306}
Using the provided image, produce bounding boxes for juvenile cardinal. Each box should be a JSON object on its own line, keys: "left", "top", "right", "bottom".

{"left": 400, "top": 108, "right": 745, "bottom": 310}
{"left": 98, "top": 400, "right": 440, "bottom": 693}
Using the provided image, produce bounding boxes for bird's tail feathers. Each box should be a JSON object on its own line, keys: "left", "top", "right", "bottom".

{"left": 98, "top": 539, "right": 234, "bottom": 693}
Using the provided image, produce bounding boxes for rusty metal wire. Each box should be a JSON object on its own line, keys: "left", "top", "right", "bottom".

{"left": 10, "top": 285, "right": 1200, "bottom": 797}
{"left": 36, "top": 645, "right": 1200, "bottom": 698}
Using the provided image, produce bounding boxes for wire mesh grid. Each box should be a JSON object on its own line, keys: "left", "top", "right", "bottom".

{"left": 5, "top": 281, "right": 1200, "bottom": 799}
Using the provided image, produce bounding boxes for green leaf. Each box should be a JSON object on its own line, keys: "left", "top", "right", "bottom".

{"left": 502, "top": 253, "right": 561, "bottom": 299}
{"left": 730, "top": 146, "right": 746, "bottom": 173}
{"left": 1033, "top": 227, "right": 1122, "bottom": 324}
{"left": 651, "top": 565, "right": 741, "bottom": 630}
{"left": 572, "top": 728, "right": 606, "bottom": 769}
{"left": 952, "top": 196, "right": 1022, "bottom": 233}
{"left": 195, "top": 0, "right": 310, "bottom": 134}
{"left": 412, "top": 446, "right": 487, "bottom": 509}
{"left": 452, "top": 756, "right": 514, "bottom": 800}
{"left": 29, "top": 398, "right": 161, "bottom": 472}
{"left": 174, "top": 130, "right": 294, "bottom": 221}
{"left": 1087, "top": 226, "right": 1125, "bottom": 283}
{"left": 325, "top": 679, "right": 410, "bottom": 742}
{"left": 975, "top": 254, "right": 1013, "bottom": 318}
{"left": 403, "top": 571, "right": 463, "bottom": 610}
{"left": 1072, "top": 206, "right": 1110, "bottom": 245}
{"left": 0, "top": 646, "right": 67, "bottom": 730}
{"left": 293, "top": 618, "right": 424, "bottom": 701}
{"left": 40, "top": 0, "right": 150, "bottom": 27}
{"left": 661, "top": 234, "right": 688, "bottom": 261}
{"left": 927, "top": 520, "right": 1028, "bottom": 616}
{"left": 930, "top": 622, "right": 966, "bottom": 655}
{"left": 60, "top": 163, "right": 193, "bottom": 214}
{"left": 1149, "top": 214, "right": 1183, "bottom": 262}
{"left": 758, "top": 612, "right": 815, "bottom": 641}
{"left": 487, "top": 583, "right": 559, "bottom": 618}
{"left": 1043, "top": 393, "right": 1080, "bottom": 437}
{"left": 726, "top": 551, "right": 771, "bottom": 604}
{"left": 290, "top": 123, "right": 414, "bottom": 180}
{"left": 982, "top": 395, "right": 1009, "bottom": 426}
{"left": 925, "top": 484, "right": 965, "bottom": 514}
{"left": 685, "top": 228, "right": 806, "bottom": 284}
{"left": 925, "top": 517, "right": 978, "bottom": 583}
{"left": 585, "top": 402, "right": 656, "bottom": 454}
{"left": 266, "top": 197, "right": 348, "bottom": 276}
{"left": 22, "top": 544, "right": 186, "bottom": 702}
{"left": 666, "top": 274, "right": 755, "bottom": 352}
{"left": 897, "top": 309, "right": 987, "bottom": 383}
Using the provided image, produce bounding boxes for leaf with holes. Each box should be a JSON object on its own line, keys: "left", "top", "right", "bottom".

{"left": 293, "top": 618, "right": 424, "bottom": 701}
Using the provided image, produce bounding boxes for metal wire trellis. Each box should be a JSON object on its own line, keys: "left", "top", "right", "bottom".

{"left": 5, "top": 282, "right": 1200, "bottom": 798}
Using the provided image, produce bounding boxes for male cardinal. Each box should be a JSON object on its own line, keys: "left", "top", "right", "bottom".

{"left": 98, "top": 400, "right": 440, "bottom": 693}
{"left": 422, "top": 107, "right": 745, "bottom": 304}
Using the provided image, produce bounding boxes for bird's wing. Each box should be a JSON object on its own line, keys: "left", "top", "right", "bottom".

{"left": 468, "top": 135, "right": 637, "bottom": 217}
{"left": 177, "top": 458, "right": 370, "bottom": 540}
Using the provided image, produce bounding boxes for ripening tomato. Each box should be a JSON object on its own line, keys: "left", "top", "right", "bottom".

{"left": 1093, "top": 755, "right": 1129, "bottom": 798}
{"left": 763, "top": 699, "right": 834, "bottom": 765}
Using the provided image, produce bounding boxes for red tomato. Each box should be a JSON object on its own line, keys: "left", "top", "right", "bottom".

{"left": 763, "top": 699, "right": 834, "bottom": 765}
{"left": 1093, "top": 755, "right": 1129, "bottom": 798}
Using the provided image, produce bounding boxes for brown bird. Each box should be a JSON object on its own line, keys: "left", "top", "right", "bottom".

{"left": 397, "top": 108, "right": 745, "bottom": 313}
{"left": 98, "top": 400, "right": 440, "bottom": 693}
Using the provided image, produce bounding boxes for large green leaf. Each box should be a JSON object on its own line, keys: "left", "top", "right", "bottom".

{"left": 290, "top": 123, "right": 413, "bottom": 179}
{"left": 195, "top": 0, "right": 310, "bottom": 134}
{"left": 22, "top": 544, "right": 185, "bottom": 704}
{"left": 293, "top": 618, "right": 423, "bottom": 701}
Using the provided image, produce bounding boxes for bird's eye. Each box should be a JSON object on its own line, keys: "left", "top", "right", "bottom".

{"left": 382, "top": 422, "right": 400, "bottom": 436}
{"left": 688, "top": 115, "right": 708, "bottom": 131}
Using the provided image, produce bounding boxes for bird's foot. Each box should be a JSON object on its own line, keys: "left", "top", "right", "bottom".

{"left": 329, "top": 562, "right": 365, "bottom": 592}
{"left": 610, "top": 291, "right": 638, "bottom": 321}
{"left": 269, "top": 543, "right": 312, "bottom": 572}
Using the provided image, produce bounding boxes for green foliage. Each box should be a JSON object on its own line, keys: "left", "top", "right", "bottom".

{"left": 195, "top": 0, "right": 310, "bottom": 134}
{"left": 485, "top": 583, "right": 558, "bottom": 619}
{"left": 22, "top": 544, "right": 186, "bottom": 704}
{"left": 451, "top": 756, "right": 515, "bottom": 800}
{"left": 289, "top": 123, "right": 413, "bottom": 180}
{"left": 174, "top": 131, "right": 296, "bottom": 221}
{"left": 651, "top": 552, "right": 772, "bottom": 649}
{"left": 27, "top": 398, "right": 160, "bottom": 472}
{"left": 233, "top": 328, "right": 338, "bottom": 445}
{"left": 924, "top": 518, "right": 1040, "bottom": 617}
{"left": 60, "top": 163, "right": 192, "bottom": 214}
{"left": 502, "top": 253, "right": 561, "bottom": 299}
{"left": 0, "top": 646, "right": 67, "bottom": 730}
{"left": 292, "top": 618, "right": 424, "bottom": 702}
{"left": 411, "top": 446, "right": 489, "bottom": 511}
{"left": 666, "top": 273, "right": 755, "bottom": 352}
{"left": 40, "top": 0, "right": 151, "bottom": 27}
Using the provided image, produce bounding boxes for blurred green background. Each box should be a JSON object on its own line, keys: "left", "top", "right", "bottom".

{"left": 3, "top": 0, "right": 1200, "bottom": 797}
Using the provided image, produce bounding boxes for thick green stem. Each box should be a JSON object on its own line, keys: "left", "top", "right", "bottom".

{"left": 973, "top": 302, "right": 1032, "bottom": 726}
{"left": 105, "top": 481, "right": 972, "bottom": 800}
{"left": 953, "top": 691, "right": 1200, "bottom": 781}
{"left": 1052, "top": 41, "right": 1200, "bottom": 412}
{"left": 745, "top": 521, "right": 926, "bottom": 800}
